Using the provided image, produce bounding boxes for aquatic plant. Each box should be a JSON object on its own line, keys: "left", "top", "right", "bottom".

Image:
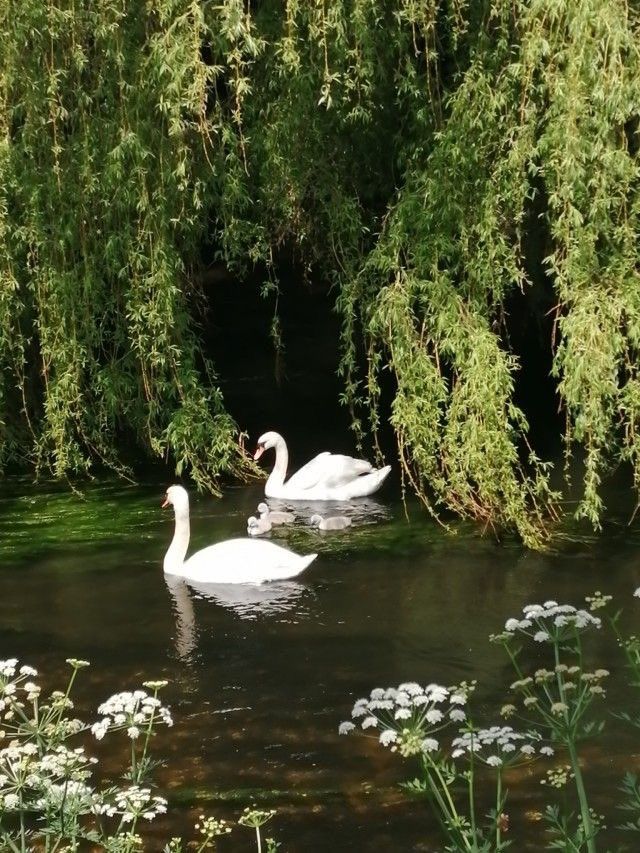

{"left": 0, "top": 658, "right": 278, "bottom": 852}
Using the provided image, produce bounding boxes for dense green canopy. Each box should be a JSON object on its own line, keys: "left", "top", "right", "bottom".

{"left": 1, "top": 0, "right": 639, "bottom": 544}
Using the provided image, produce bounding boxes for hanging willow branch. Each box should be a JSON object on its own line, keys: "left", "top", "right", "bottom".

{"left": 1, "top": 0, "right": 639, "bottom": 543}
{"left": 0, "top": 0, "right": 257, "bottom": 489}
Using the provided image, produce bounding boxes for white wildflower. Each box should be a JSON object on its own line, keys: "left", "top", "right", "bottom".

{"left": 398, "top": 682, "right": 423, "bottom": 697}
{"left": 394, "top": 707, "right": 411, "bottom": 721}
{"left": 379, "top": 729, "right": 398, "bottom": 747}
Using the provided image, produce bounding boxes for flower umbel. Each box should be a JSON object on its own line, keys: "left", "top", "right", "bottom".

{"left": 341, "top": 682, "right": 472, "bottom": 757}
{"left": 91, "top": 689, "right": 173, "bottom": 741}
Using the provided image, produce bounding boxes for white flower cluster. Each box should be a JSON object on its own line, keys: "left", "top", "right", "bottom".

{"left": 340, "top": 682, "right": 470, "bottom": 757}
{"left": 38, "top": 745, "right": 98, "bottom": 782}
{"left": 451, "top": 726, "right": 554, "bottom": 767}
{"left": 503, "top": 601, "right": 601, "bottom": 641}
{"left": 91, "top": 690, "right": 173, "bottom": 741}
{"left": 94, "top": 785, "right": 168, "bottom": 822}
{"left": 0, "top": 743, "right": 41, "bottom": 809}
{"left": 0, "top": 740, "right": 100, "bottom": 812}
{"left": 0, "top": 659, "right": 40, "bottom": 709}
{"left": 196, "top": 814, "right": 233, "bottom": 838}
{"left": 34, "top": 779, "right": 96, "bottom": 812}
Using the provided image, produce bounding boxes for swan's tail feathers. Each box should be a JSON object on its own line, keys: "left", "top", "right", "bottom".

{"left": 347, "top": 464, "right": 392, "bottom": 498}
{"left": 273, "top": 552, "right": 317, "bottom": 581}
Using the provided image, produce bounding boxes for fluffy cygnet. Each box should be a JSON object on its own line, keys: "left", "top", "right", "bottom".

{"left": 310, "top": 514, "right": 352, "bottom": 531}
{"left": 247, "top": 515, "right": 272, "bottom": 536}
{"left": 258, "top": 502, "right": 296, "bottom": 525}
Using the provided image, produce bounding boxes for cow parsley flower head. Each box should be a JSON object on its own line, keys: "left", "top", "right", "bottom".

{"left": 379, "top": 729, "right": 397, "bottom": 747}
{"left": 0, "top": 660, "right": 45, "bottom": 711}
{"left": 38, "top": 745, "right": 97, "bottom": 783}
{"left": 451, "top": 726, "right": 549, "bottom": 767}
{"left": 35, "top": 780, "right": 96, "bottom": 812}
{"left": 96, "top": 786, "right": 167, "bottom": 823}
{"left": 0, "top": 660, "right": 18, "bottom": 679}
{"left": 195, "top": 815, "right": 232, "bottom": 839}
{"left": 92, "top": 690, "right": 172, "bottom": 740}
{"left": 340, "top": 681, "right": 471, "bottom": 756}
{"left": 503, "top": 602, "right": 601, "bottom": 641}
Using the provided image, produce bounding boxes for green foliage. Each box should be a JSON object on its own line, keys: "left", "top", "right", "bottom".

{"left": 2, "top": 0, "right": 640, "bottom": 539}
{"left": 342, "top": 590, "right": 640, "bottom": 851}
{"left": 0, "top": 0, "right": 252, "bottom": 489}
{"left": 0, "top": 657, "right": 279, "bottom": 852}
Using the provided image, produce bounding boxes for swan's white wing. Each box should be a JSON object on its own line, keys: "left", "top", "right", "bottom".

{"left": 182, "top": 538, "right": 316, "bottom": 583}
{"left": 284, "top": 452, "right": 331, "bottom": 491}
{"left": 286, "top": 452, "right": 373, "bottom": 492}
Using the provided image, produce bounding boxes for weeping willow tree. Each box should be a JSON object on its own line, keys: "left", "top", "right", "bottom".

{"left": 1, "top": 0, "right": 639, "bottom": 544}
{"left": 0, "top": 0, "right": 256, "bottom": 488}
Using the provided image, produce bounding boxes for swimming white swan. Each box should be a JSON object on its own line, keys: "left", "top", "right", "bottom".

{"left": 162, "top": 485, "right": 317, "bottom": 583}
{"left": 310, "top": 514, "right": 352, "bottom": 531}
{"left": 257, "top": 502, "right": 295, "bottom": 525}
{"left": 254, "top": 431, "right": 391, "bottom": 500}
{"left": 247, "top": 515, "right": 272, "bottom": 536}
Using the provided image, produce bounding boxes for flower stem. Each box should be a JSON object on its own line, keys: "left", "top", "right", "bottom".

{"left": 567, "top": 738, "right": 596, "bottom": 853}
{"left": 467, "top": 745, "right": 477, "bottom": 843}
{"left": 423, "top": 756, "right": 473, "bottom": 852}
{"left": 495, "top": 770, "right": 503, "bottom": 850}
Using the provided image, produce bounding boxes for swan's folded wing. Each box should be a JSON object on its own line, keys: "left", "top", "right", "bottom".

{"left": 284, "top": 452, "right": 332, "bottom": 491}
{"left": 285, "top": 452, "right": 373, "bottom": 491}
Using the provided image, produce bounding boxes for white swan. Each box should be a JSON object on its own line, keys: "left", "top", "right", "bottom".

{"left": 257, "top": 502, "right": 295, "bottom": 525}
{"left": 310, "top": 514, "right": 352, "bottom": 531}
{"left": 247, "top": 515, "right": 272, "bottom": 536}
{"left": 254, "top": 431, "right": 391, "bottom": 500}
{"left": 162, "top": 485, "right": 317, "bottom": 583}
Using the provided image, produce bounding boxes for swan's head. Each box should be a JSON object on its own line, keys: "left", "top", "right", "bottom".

{"left": 257, "top": 502, "right": 269, "bottom": 515}
{"left": 247, "top": 516, "right": 259, "bottom": 528}
{"left": 254, "top": 431, "right": 281, "bottom": 461}
{"left": 162, "top": 485, "right": 189, "bottom": 513}
{"left": 310, "top": 514, "right": 322, "bottom": 527}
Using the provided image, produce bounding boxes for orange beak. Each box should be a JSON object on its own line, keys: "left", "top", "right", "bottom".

{"left": 161, "top": 496, "right": 170, "bottom": 508}
{"left": 253, "top": 445, "right": 264, "bottom": 461}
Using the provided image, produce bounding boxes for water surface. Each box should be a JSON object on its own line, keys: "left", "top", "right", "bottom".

{"left": 1, "top": 476, "right": 639, "bottom": 851}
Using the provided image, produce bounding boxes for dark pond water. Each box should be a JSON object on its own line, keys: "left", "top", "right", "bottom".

{"left": 1, "top": 473, "right": 640, "bottom": 851}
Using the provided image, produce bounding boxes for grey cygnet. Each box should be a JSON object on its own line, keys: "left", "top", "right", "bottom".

{"left": 258, "top": 502, "right": 295, "bottom": 525}
{"left": 310, "top": 514, "right": 352, "bottom": 531}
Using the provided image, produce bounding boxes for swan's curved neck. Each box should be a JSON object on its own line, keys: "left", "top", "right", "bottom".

{"left": 164, "top": 507, "right": 190, "bottom": 574}
{"left": 266, "top": 435, "right": 289, "bottom": 493}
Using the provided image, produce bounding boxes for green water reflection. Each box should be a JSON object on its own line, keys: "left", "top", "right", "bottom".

{"left": 1, "top": 476, "right": 640, "bottom": 851}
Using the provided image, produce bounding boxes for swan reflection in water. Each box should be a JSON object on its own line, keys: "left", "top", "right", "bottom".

{"left": 164, "top": 574, "right": 309, "bottom": 659}
{"left": 260, "top": 495, "right": 392, "bottom": 527}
